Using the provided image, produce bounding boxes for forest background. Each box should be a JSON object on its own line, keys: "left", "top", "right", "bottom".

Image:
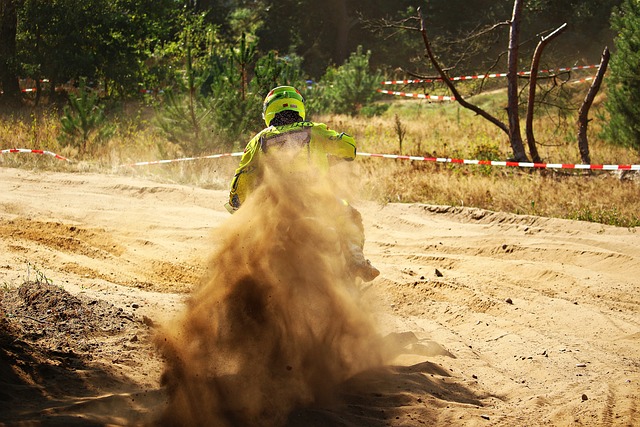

{"left": 0, "top": 0, "right": 639, "bottom": 227}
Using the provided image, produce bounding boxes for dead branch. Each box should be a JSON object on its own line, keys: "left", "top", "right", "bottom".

{"left": 450, "top": 21, "right": 511, "bottom": 44}
{"left": 403, "top": 67, "right": 454, "bottom": 81}
{"left": 417, "top": 6, "right": 509, "bottom": 136}
{"left": 577, "top": 47, "right": 610, "bottom": 164}
{"left": 360, "top": 14, "right": 420, "bottom": 36}
{"left": 525, "top": 23, "right": 567, "bottom": 162}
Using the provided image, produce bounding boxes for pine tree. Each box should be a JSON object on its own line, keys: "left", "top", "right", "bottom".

{"left": 603, "top": 0, "right": 640, "bottom": 151}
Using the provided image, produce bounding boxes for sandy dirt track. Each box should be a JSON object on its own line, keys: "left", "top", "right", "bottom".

{"left": 0, "top": 166, "right": 639, "bottom": 426}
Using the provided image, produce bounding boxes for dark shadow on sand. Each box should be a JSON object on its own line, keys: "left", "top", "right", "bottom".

{"left": 287, "top": 360, "right": 486, "bottom": 427}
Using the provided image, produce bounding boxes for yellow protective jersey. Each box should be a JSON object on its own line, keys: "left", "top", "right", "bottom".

{"left": 228, "top": 121, "right": 356, "bottom": 210}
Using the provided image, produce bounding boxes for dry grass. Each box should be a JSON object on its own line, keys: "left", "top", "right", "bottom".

{"left": 1, "top": 91, "right": 639, "bottom": 227}
{"left": 322, "top": 90, "right": 640, "bottom": 227}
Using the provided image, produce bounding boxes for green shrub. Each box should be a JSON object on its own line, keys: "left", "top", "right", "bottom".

{"left": 568, "top": 206, "right": 640, "bottom": 228}
{"left": 155, "top": 88, "right": 221, "bottom": 155}
{"left": 59, "top": 81, "right": 115, "bottom": 155}
{"left": 313, "top": 46, "right": 387, "bottom": 116}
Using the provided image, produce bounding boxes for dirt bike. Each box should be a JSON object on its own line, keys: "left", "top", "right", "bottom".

{"left": 157, "top": 167, "right": 382, "bottom": 427}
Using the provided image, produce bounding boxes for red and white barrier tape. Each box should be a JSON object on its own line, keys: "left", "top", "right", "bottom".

{"left": 356, "top": 152, "right": 640, "bottom": 171}
{"left": 382, "top": 64, "right": 600, "bottom": 85}
{"left": 119, "top": 152, "right": 243, "bottom": 167}
{"left": 120, "top": 150, "right": 639, "bottom": 171}
{"left": 377, "top": 89, "right": 456, "bottom": 102}
{"left": 379, "top": 75, "right": 596, "bottom": 100}
{"left": 7, "top": 146, "right": 636, "bottom": 172}
{"left": 570, "top": 77, "right": 595, "bottom": 85}
{"left": 1, "top": 148, "right": 70, "bottom": 161}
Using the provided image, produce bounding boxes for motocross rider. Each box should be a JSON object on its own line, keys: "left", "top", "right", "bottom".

{"left": 226, "top": 85, "right": 380, "bottom": 282}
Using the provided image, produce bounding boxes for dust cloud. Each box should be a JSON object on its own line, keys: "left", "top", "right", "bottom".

{"left": 155, "top": 159, "right": 386, "bottom": 426}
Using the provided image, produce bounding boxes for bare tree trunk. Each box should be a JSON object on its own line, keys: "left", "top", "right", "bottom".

{"left": 506, "top": 0, "right": 528, "bottom": 162}
{"left": 525, "top": 23, "right": 567, "bottom": 163}
{"left": 34, "top": 25, "right": 42, "bottom": 106}
{"left": 0, "top": 0, "right": 21, "bottom": 104}
{"left": 331, "top": 0, "right": 351, "bottom": 64}
{"left": 577, "top": 47, "right": 610, "bottom": 164}
{"left": 417, "top": 7, "right": 509, "bottom": 136}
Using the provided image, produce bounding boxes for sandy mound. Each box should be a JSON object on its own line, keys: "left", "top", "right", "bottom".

{"left": 0, "top": 279, "right": 161, "bottom": 425}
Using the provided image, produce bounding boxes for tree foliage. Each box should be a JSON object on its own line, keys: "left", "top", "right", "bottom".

{"left": 603, "top": 0, "right": 640, "bottom": 151}
{"left": 0, "top": 0, "right": 629, "bottom": 154}
{"left": 1, "top": 0, "right": 624, "bottom": 99}
{"left": 15, "top": 0, "right": 182, "bottom": 98}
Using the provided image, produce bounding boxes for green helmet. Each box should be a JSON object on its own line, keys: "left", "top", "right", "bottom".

{"left": 262, "top": 86, "right": 305, "bottom": 127}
